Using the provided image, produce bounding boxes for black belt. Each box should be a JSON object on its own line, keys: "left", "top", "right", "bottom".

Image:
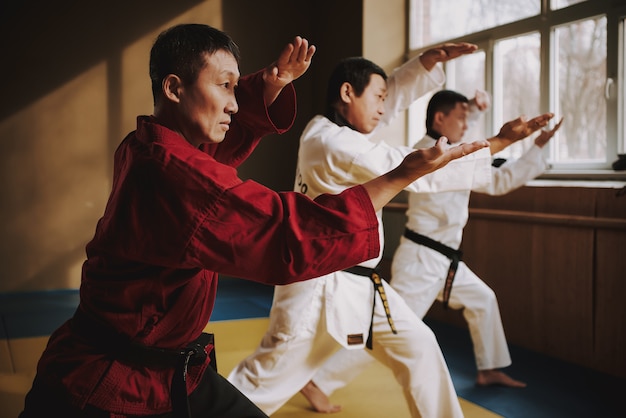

{"left": 70, "top": 308, "right": 215, "bottom": 418}
{"left": 403, "top": 228, "right": 463, "bottom": 309}
{"left": 343, "top": 265, "right": 397, "bottom": 350}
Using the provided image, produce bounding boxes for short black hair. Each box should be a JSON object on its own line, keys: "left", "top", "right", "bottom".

{"left": 325, "top": 57, "right": 387, "bottom": 121}
{"left": 149, "top": 23, "right": 241, "bottom": 104}
{"left": 425, "top": 90, "right": 469, "bottom": 130}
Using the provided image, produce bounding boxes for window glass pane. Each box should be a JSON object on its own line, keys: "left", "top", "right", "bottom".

{"left": 551, "top": 0, "right": 588, "bottom": 11}
{"left": 408, "top": 92, "right": 435, "bottom": 147}
{"left": 444, "top": 51, "right": 487, "bottom": 143}
{"left": 553, "top": 17, "right": 607, "bottom": 164}
{"left": 410, "top": 0, "right": 540, "bottom": 49}
{"left": 493, "top": 33, "right": 541, "bottom": 159}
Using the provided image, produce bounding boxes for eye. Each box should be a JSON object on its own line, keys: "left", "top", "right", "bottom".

{"left": 222, "top": 82, "right": 238, "bottom": 92}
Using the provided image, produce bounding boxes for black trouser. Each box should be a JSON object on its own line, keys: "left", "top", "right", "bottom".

{"left": 20, "top": 366, "right": 268, "bottom": 418}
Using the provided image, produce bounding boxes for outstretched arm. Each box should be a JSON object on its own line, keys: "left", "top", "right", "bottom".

{"left": 362, "top": 138, "right": 489, "bottom": 211}
{"left": 262, "top": 36, "right": 316, "bottom": 106}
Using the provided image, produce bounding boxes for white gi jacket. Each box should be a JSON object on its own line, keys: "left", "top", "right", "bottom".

{"left": 276, "top": 57, "right": 492, "bottom": 350}
{"left": 391, "top": 134, "right": 549, "bottom": 368}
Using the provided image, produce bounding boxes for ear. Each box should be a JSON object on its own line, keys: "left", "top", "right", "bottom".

{"left": 433, "top": 110, "right": 446, "bottom": 127}
{"left": 339, "top": 82, "right": 353, "bottom": 104}
{"left": 162, "top": 74, "right": 183, "bottom": 103}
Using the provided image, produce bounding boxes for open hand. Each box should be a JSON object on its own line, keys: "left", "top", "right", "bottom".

{"left": 263, "top": 36, "right": 316, "bottom": 89}
{"left": 362, "top": 137, "right": 488, "bottom": 212}
{"left": 402, "top": 136, "right": 489, "bottom": 176}
{"left": 535, "top": 117, "right": 564, "bottom": 148}
{"left": 496, "top": 113, "right": 554, "bottom": 143}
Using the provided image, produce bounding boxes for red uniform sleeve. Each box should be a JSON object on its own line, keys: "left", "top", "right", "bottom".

{"left": 185, "top": 182, "right": 380, "bottom": 285}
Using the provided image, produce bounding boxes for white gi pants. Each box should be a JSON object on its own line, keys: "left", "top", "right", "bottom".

{"left": 227, "top": 272, "right": 463, "bottom": 418}
{"left": 312, "top": 237, "right": 512, "bottom": 399}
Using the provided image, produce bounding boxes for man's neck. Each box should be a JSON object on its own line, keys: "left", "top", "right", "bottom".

{"left": 426, "top": 128, "right": 442, "bottom": 140}
{"left": 325, "top": 109, "right": 356, "bottom": 131}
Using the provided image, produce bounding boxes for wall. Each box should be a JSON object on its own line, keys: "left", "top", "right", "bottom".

{"left": 462, "top": 183, "right": 626, "bottom": 379}
{"left": 383, "top": 182, "right": 626, "bottom": 379}
{"left": 0, "top": 0, "right": 220, "bottom": 292}
{"left": 223, "top": 0, "right": 364, "bottom": 190}
{"left": 364, "top": 0, "right": 408, "bottom": 147}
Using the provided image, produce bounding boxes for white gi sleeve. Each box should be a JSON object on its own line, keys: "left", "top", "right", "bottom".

{"left": 475, "top": 145, "right": 549, "bottom": 195}
{"left": 377, "top": 55, "right": 445, "bottom": 130}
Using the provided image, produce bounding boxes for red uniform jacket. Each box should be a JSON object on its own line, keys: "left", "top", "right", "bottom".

{"left": 33, "top": 70, "right": 380, "bottom": 415}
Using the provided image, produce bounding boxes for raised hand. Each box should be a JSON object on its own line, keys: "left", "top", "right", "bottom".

{"left": 419, "top": 42, "right": 478, "bottom": 70}
{"left": 471, "top": 89, "right": 491, "bottom": 112}
{"left": 263, "top": 36, "right": 316, "bottom": 104}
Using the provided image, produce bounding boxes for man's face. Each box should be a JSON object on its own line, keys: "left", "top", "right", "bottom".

{"left": 344, "top": 74, "right": 387, "bottom": 134}
{"left": 437, "top": 102, "right": 469, "bottom": 144}
{"left": 177, "top": 50, "right": 240, "bottom": 146}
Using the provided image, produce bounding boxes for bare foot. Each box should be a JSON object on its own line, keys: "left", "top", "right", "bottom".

{"left": 300, "top": 380, "right": 342, "bottom": 413}
{"left": 476, "top": 369, "right": 527, "bottom": 388}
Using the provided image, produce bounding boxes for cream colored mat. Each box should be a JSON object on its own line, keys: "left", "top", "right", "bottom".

{"left": 207, "top": 318, "right": 502, "bottom": 418}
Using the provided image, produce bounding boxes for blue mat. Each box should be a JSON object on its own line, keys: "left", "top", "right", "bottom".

{"left": 0, "top": 277, "right": 273, "bottom": 339}
{"left": 424, "top": 317, "right": 626, "bottom": 418}
{"left": 0, "top": 289, "right": 79, "bottom": 339}
{"left": 212, "top": 276, "right": 274, "bottom": 321}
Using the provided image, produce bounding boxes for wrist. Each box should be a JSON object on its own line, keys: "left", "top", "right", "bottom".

{"left": 488, "top": 136, "right": 514, "bottom": 155}
{"left": 418, "top": 54, "right": 436, "bottom": 72}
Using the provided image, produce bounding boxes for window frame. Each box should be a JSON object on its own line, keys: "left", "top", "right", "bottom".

{"left": 407, "top": 0, "right": 626, "bottom": 179}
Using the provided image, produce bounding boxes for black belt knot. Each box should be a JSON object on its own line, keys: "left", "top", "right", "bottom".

{"left": 403, "top": 228, "right": 462, "bottom": 309}
{"left": 124, "top": 333, "right": 212, "bottom": 368}
{"left": 343, "top": 265, "right": 397, "bottom": 350}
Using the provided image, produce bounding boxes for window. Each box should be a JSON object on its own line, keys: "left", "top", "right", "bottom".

{"left": 554, "top": 16, "right": 607, "bottom": 166}
{"left": 494, "top": 33, "right": 541, "bottom": 159}
{"left": 552, "top": 0, "right": 589, "bottom": 11}
{"left": 445, "top": 50, "right": 487, "bottom": 144}
{"left": 410, "top": 0, "right": 539, "bottom": 49}
{"left": 408, "top": 0, "right": 626, "bottom": 175}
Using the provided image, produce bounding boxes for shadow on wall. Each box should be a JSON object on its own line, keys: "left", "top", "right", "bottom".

{"left": 0, "top": 0, "right": 205, "bottom": 120}
{"left": 0, "top": 0, "right": 210, "bottom": 293}
{"left": 0, "top": 0, "right": 362, "bottom": 292}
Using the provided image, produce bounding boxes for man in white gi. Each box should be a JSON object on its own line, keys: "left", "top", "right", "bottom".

{"left": 228, "top": 45, "right": 556, "bottom": 418}
{"left": 303, "top": 89, "right": 564, "bottom": 412}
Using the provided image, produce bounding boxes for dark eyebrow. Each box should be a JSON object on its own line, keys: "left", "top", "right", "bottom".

{"left": 221, "top": 69, "right": 240, "bottom": 79}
